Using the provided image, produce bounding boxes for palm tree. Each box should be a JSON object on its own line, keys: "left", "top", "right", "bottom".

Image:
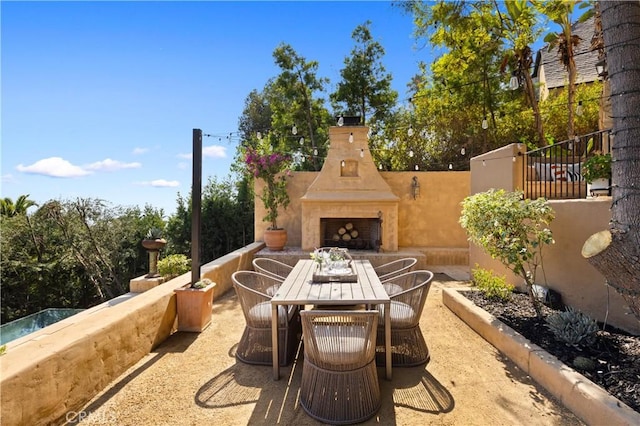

{"left": 1, "top": 195, "right": 37, "bottom": 217}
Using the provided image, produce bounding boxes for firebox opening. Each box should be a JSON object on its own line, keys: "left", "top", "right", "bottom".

{"left": 320, "top": 218, "right": 381, "bottom": 251}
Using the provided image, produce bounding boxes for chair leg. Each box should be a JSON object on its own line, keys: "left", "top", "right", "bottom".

{"left": 376, "top": 326, "right": 430, "bottom": 367}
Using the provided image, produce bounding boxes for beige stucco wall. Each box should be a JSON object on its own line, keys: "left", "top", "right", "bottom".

{"left": 254, "top": 171, "right": 471, "bottom": 258}
{"left": 0, "top": 242, "right": 262, "bottom": 426}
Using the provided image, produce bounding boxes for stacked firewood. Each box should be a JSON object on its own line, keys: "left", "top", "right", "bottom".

{"left": 331, "top": 222, "right": 359, "bottom": 242}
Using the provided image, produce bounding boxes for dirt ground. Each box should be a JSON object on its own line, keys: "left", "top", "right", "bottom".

{"left": 74, "top": 278, "right": 584, "bottom": 426}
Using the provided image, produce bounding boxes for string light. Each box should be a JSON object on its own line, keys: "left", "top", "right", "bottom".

{"left": 360, "top": 148, "right": 364, "bottom": 158}
{"left": 291, "top": 125, "right": 297, "bottom": 135}
{"left": 461, "top": 147, "right": 466, "bottom": 155}
{"left": 576, "top": 101, "right": 583, "bottom": 116}
{"left": 341, "top": 160, "right": 345, "bottom": 167}
{"left": 509, "top": 75, "right": 519, "bottom": 90}
{"left": 299, "top": 137, "right": 304, "bottom": 145}
{"left": 379, "top": 163, "right": 383, "bottom": 170}
{"left": 482, "top": 117, "right": 488, "bottom": 130}
{"left": 313, "top": 148, "right": 318, "bottom": 156}
{"left": 409, "top": 150, "right": 414, "bottom": 157}
{"left": 337, "top": 116, "right": 344, "bottom": 126}
{"left": 349, "top": 133, "right": 354, "bottom": 143}
{"left": 414, "top": 164, "right": 419, "bottom": 171}
{"left": 482, "top": 160, "right": 486, "bottom": 166}
{"left": 256, "top": 131, "right": 262, "bottom": 140}
{"left": 407, "top": 126, "right": 414, "bottom": 137}
{"left": 448, "top": 163, "right": 453, "bottom": 170}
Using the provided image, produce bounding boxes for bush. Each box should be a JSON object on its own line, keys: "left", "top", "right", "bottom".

{"left": 545, "top": 307, "right": 598, "bottom": 348}
{"left": 158, "top": 254, "right": 191, "bottom": 279}
{"left": 471, "top": 266, "right": 514, "bottom": 301}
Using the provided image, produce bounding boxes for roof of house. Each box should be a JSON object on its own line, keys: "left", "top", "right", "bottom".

{"left": 533, "top": 16, "right": 600, "bottom": 90}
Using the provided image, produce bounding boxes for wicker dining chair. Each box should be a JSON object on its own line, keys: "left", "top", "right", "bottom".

{"left": 231, "top": 271, "right": 301, "bottom": 366}
{"left": 252, "top": 257, "right": 292, "bottom": 281}
{"left": 373, "top": 257, "right": 418, "bottom": 285}
{"left": 299, "top": 310, "right": 380, "bottom": 425}
{"left": 375, "top": 270, "right": 434, "bottom": 367}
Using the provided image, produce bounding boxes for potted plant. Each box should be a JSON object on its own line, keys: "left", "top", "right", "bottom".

{"left": 142, "top": 227, "right": 167, "bottom": 277}
{"left": 244, "top": 141, "right": 292, "bottom": 251}
{"left": 582, "top": 152, "right": 611, "bottom": 197}
{"left": 174, "top": 277, "right": 216, "bottom": 332}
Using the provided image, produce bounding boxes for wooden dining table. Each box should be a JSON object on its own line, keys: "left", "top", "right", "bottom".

{"left": 270, "top": 259, "right": 391, "bottom": 380}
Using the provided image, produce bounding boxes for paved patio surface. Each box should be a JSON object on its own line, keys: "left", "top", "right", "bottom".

{"left": 75, "top": 273, "right": 585, "bottom": 425}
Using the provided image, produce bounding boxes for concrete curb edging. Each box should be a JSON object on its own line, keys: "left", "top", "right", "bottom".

{"left": 442, "top": 288, "right": 640, "bottom": 426}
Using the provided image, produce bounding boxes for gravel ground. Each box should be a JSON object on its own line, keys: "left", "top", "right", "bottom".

{"left": 72, "top": 278, "right": 584, "bottom": 426}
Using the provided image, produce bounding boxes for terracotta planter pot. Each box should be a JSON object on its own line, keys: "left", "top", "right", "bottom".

{"left": 264, "top": 229, "right": 287, "bottom": 251}
{"left": 174, "top": 281, "right": 216, "bottom": 332}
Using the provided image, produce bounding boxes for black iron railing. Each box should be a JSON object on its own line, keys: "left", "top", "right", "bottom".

{"left": 522, "top": 130, "right": 611, "bottom": 200}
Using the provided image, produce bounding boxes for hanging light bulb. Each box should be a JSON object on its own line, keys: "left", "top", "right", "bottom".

{"left": 509, "top": 75, "right": 519, "bottom": 90}
{"left": 512, "top": 156, "right": 516, "bottom": 162}
{"left": 482, "top": 117, "right": 488, "bottom": 129}
{"left": 337, "top": 115, "right": 344, "bottom": 126}
{"left": 256, "top": 131, "right": 262, "bottom": 140}
{"left": 348, "top": 132, "right": 354, "bottom": 143}
{"left": 414, "top": 164, "right": 419, "bottom": 171}
{"left": 576, "top": 101, "right": 583, "bottom": 116}
{"left": 407, "top": 126, "right": 414, "bottom": 137}
{"left": 313, "top": 148, "right": 318, "bottom": 156}
{"left": 482, "top": 160, "right": 486, "bottom": 166}
{"left": 299, "top": 137, "right": 304, "bottom": 145}
{"left": 341, "top": 160, "right": 345, "bottom": 167}
{"left": 360, "top": 148, "right": 364, "bottom": 158}
{"left": 409, "top": 150, "right": 414, "bottom": 158}
{"left": 379, "top": 163, "right": 383, "bottom": 170}
{"left": 461, "top": 147, "right": 466, "bottom": 155}
{"left": 449, "top": 163, "right": 453, "bottom": 170}
{"left": 291, "top": 124, "right": 297, "bottom": 135}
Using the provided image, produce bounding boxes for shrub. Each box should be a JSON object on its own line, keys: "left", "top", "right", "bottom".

{"left": 545, "top": 307, "right": 599, "bottom": 348}
{"left": 459, "top": 189, "right": 555, "bottom": 317}
{"left": 471, "top": 266, "right": 514, "bottom": 301}
{"left": 157, "top": 254, "right": 190, "bottom": 279}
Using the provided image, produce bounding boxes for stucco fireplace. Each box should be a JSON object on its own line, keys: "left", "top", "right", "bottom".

{"left": 300, "top": 124, "right": 399, "bottom": 251}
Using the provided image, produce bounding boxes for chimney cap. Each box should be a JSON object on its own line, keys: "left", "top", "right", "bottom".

{"left": 336, "top": 116, "right": 363, "bottom": 126}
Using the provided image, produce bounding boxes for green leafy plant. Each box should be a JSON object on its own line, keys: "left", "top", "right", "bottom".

{"left": 582, "top": 152, "right": 612, "bottom": 183}
{"left": 460, "top": 189, "right": 555, "bottom": 317}
{"left": 145, "top": 227, "right": 164, "bottom": 240}
{"left": 157, "top": 254, "right": 190, "bottom": 279}
{"left": 545, "top": 307, "right": 598, "bottom": 348}
{"left": 471, "top": 265, "right": 514, "bottom": 301}
{"left": 0, "top": 345, "right": 6, "bottom": 355}
{"left": 244, "top": 139, "right": 292, "bottom": 230}
{"left": 191, "top": 277, "right": 213, "bottom": 289}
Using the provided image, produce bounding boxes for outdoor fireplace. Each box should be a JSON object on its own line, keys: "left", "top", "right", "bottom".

{"left": 300, "top": 123, "right": 399, "bottom": 251}
{"left": 320, "top": 217, "right": 382, "bottom": 251}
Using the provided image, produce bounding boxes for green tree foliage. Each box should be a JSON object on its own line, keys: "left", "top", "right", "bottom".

{"left": 1, "top": 194, "right": 37, "bottom": 217}
{"left": 0, "top": 198, "right": 161, "bottom": 323}
{"left": 270, "top": 43, "right": 332, "bottom": 171}
{"left": 330, "top": 20, "right": 398, "bottom": 125}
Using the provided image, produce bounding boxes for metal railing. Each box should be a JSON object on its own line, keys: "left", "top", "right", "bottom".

{"left": 522, "top": 129, "right": 611, "bottom": 200}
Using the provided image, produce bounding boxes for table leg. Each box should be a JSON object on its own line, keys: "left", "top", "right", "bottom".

{"left": 272, "top": 304, "right": 280, "bottom": 380}
{"left": 385, "top": 303, "right": 392, "bottom": 380}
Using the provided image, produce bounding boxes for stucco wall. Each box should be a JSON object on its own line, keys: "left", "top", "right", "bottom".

{"left": 254, "top": 170, "right": 471, "bottom": 256}
{"left": 0, "top": 242, "right": 262, "bottom": 426}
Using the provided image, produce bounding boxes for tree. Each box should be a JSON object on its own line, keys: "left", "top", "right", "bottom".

{"left": 1, "top": 194, "right": 37, "bottom": 217}
{"left": 271, "top": 43, "right": 332, "bottom": 171}
{"left": 237, "top": 89, "right": 272, "bottom": 145}
{"left": 496, "top": 0, "right": 546, "bottom": 147}
{"left": 582, "top": 0, "right": 640, "bottom": 323}
{"left": 536, "top": 0, "right": 588, "bottom": 140}
{"left": 330, "top": 20, "right": 398, "bottom": 125}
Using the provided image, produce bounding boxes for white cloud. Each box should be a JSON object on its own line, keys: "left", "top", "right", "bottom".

{"left": 84, "top": 158, "right": 142, "bottom": 172}
{"left": 1, "top": 174, "right": 15, "bottom": 183}
{"left": 203, "top": 145, "right": 226, "bottom": 158}
{"left": 16, "top": 157, "right": 91, "bottom": 178}
{"left": 132, "top": 147, "right": 149, "bottom": 155}
{"left": 136, "top": 179, "right": 180, "bottom": 188}
{"left": 177, "top": 162, "right": 189, "bottom": 170}
{"left": 178, "top": 153, "right": 192, "bottom": 160}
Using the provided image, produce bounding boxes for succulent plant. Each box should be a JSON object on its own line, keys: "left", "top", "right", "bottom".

{"left": 545, "top": 307, "right": 598, "bottom": 348}
{"left": 145, "top": 227, "right": 164, "bottom": 240}
{"left": 191, "top": 278, "right": 213, "bottom": 289}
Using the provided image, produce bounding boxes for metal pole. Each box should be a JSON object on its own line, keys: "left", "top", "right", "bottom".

{"left": 191, "top": 128, "right": 202, "bottom": 284}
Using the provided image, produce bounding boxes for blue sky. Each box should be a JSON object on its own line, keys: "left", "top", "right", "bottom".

{"left": 2, "top": 1, "right": 427, "bottom": 216}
